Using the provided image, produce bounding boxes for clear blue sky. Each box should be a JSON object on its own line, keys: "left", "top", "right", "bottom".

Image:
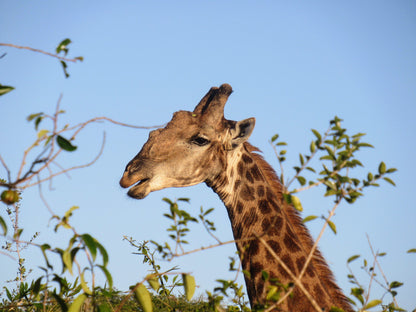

{"left": 1, "top": 1, "right": 415, "bottom": 310}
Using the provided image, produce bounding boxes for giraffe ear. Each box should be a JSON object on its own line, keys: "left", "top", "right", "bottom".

{"left": 230, "top": 117, "right": 256, "bottom": 148}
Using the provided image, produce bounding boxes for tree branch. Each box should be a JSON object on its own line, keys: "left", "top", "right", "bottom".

{"left": 0, "top": 43, "right": 81, "bottom": 63}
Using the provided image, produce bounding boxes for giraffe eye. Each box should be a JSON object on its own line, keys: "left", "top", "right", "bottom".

{"left": 191, "top": 136, "right": 210, "bottom": 146}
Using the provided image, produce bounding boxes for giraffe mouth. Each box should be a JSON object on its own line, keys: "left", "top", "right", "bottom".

{"left": 127, "top": 178, "right": 151, "bottom": 199}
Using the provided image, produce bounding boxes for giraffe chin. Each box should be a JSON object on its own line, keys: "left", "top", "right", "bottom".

{"left": 127, "top": 179, "right": 151, "bottom": 199}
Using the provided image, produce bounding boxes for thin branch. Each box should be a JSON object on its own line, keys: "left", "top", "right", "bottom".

{"left": 37, "top": 175, "right": 54, "bottom": 216}
{"left": 171, "top": 237, "right": 254, "bottom": 259}
{"left": 366, "top": 234, "right": 400, "bottom": 307}
{"left": 0, "top": 43, "right": 81, "bottom": 63}
{"left": 0, "top": 154, "right": 12, "bottom": 183}
{"left": 298, "top": 197, "right": 342, "bottom": 285}
{"left": 270, "top": 141, "right": 285, "bottom": 183}
{"left": 256, "top": 235, "right": 322, "bottom": 312}
{"left": 22, "top": 132, "right": 106, "bottom": 189}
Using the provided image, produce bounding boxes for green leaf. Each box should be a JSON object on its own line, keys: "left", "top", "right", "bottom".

{"left": 60, "top": 60, "right": 70, "bottom": 78}
{"left": 302, "top": 215, "right": 318, "bottom": 223}
{"left": 52, "top": 292, "right": 68, "bottom": 312}
{"left": 65, "top": 206, "right": 79, "bottom": 219}
{"left": 306, "top": 166, "right": 316, "bottom": 173}
{"left": 299, "top": 153, "right": 305, "bottom": 166}
{"left": 134, "top": 284, "right": 153, "bottom": 312}
{"left": 96, "top": 241, "right": 109, "bottom": 267}
{"left": 81, "top": 234, "right": 97, "bottom": 262}
{"left": 97, "top": 265, "right": 113, "bottom": 289}
{"left": 147, "top": 275, "right": 160, "bottom": 292}
{"left": 310, "top": 140, "right": 316, "bottom": 153}
{"left": 57, "top": 135, "right": 77, "bottom": 151}
{"left": 162, "top": 197, "right": 173, "bottom": 205}
{"left": 363, "top": 299, "right": 382, "bottom": 310}
{"left": 177, "top": 197, "right": 190, "bottom": 202}
{"left": 357, "top": 142, "right": 374, "bottom": 148}
{"left": 68, "top": 293, "right": 87, "bottom": 312}
{"left": 63, "top": 248, "right": 73, "bottom": 275}
{"left": 27, "top": 112, "right": 43, "bottom": 122}
{"left": 266, "top": 285, "right": 278, "bottom": 301}
{"left": 271, "top": 134, "right": 279, "bottom": 142}
{"left": 383, "top": 177, "right": 396, "bottom": 186}
{"left": 389, "top": 281, "right": 403, "bottom": 289}
{"left": 56, "top": 38, "right": 72, "bottom": 55}
{"left": 37, "top": 129, "right": 49, "bottom": 139}
{"left": 80, "top": 271, "right": 92, "bottom": 295}
{"left": 183, "top": 274, "right": 196, "bottom": 301}
{"left": 0, "top": 216, "right": 7, "bottom": 235}
{"left": 347, "top": 255, "right": 360, "bottom": 263}
{"left": 352, "top": 132, "right": 366, "bottom": 139}
{"left": 328, "top": 220, "right": 337, "bottom": 234}
{"left": 296, "top": 176, "right": 306, "bottom": 186}
{"left": 407, "top": 248, "right": 416, "bottom": 253}
{"left": 311, "top": 129, "right": 321, "bottom": 141}
{"left": 378, "top": 162, "right": 386, "bottom": 174}
{"left": 291, "top": 195, "right": 303, "bottom": 212}
{"left": 0, "top": 84, "right": 15, "bottom": 96}
{"left": 32, "top": 277, "right": 43, "bottom": 295}
{"left": 35, "top": 116, "right": 43, "bottom": 130}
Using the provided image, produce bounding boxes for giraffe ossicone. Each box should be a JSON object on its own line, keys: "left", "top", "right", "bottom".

{"left": 120, "top": 84, "right": 352, "bottom": 312}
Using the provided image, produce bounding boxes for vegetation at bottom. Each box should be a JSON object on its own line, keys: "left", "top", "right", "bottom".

{"left": 1, "top": 39, "right": 414, "bottom": 312}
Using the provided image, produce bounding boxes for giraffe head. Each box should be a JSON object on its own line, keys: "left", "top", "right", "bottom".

{"left": 120, "top": 84, "right": 255, "bottom": 199}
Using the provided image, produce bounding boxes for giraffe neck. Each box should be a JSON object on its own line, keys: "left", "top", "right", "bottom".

{"left": 207, "top": 143, "right": 352, "bottom": 312}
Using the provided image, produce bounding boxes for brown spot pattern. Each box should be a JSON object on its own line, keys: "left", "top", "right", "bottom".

{"left": 250, "top": 164, "right": 263, "bottom": 181}
{"left": 242, "top": 153, "right": 253, "bottom": 164}
{"left": 233, "top": 180, "right": 241, "bottom": 192}
{"left": 265, "top": 240, "right": 281, "bottom": 262}
{"left": 259, "top": 199, "right": 271, "bottom": 214}
{"left": 244, "top": 208, "right": 259, "bottom": 225}
{"left": 237, "top": 160, "right": 245, "bottom": 176}
{"left": 257, "top": 185, "right": 265, "bottom": 197}
{"left": 245, "top": 170, "right": 254, "bottom": 183}
{"left": 250, "top": 261, "right": 263, "bottom": 279}
{"left": 284, "top": 232, "right": 301, "bottom": 252}
{"left": 240, "top": 184, "right": 255, "bottom": 201}
{"left": 248, "top": 240, "right": 259, "bottom": 255}
{"left": 282, "top": 254, "right": 297, "bottom": 275}
{"left": 261, "top": 218, "right": 271, "bottom": 232}
{"left": 236, "top": 201, "right": 244, "bottom": 214}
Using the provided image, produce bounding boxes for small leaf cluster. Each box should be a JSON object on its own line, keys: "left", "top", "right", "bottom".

{"left": 272, "top": 116, "right": 397, "bottom": 236}
{"left": 27, "top": 110, "right": 78, "bottom": 152}
{"left": 16, "top": 206, "right": 114, "bottom": 312}
{"left": 56, "top": 38, "right": 83, "bottom": 78}
{"left": 162, "top": 197, "right": 197, "bottom": 249}
{"left": 346, "top": 252, "right": 406, "bottom": 311}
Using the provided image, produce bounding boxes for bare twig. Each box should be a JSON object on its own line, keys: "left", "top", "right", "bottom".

{"left": 37, "top": 175, "right": 54, "bottom": 216}
{"left": 23, "top": 132, "right": 106, "bottom": 189}
{"left": 0, "top": 43, "right": 81, "bottom": 63}
{"left": 270, "top": 141, "right": 285, "bottom": 183}
{"left": 297, "top": 197, "right": 342, "bottom": 288}
{"left": 0, "top": 154, "right": 12, "bottom": 183}
{"left": 171, "top": 237, "right": 254, "bottom": 259}
{"left": 366, "top": 234, "right": 400, "bottom": 307}
{"left": 256, "top": 235, "right": 322, "bottom": 312}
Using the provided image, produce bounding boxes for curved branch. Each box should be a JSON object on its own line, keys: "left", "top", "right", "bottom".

{"left": 0, "top": 43, "right": 81, "bottom": 63}
{"left": 22, "top": 132, "right": 106, "bottom": 189}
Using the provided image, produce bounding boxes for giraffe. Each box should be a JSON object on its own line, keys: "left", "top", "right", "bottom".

{"left": 120, "top": 84, "right": 353, "bottom": 311}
